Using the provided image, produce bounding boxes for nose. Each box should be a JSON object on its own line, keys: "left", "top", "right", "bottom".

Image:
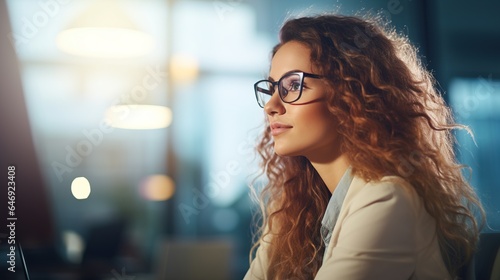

{"left": 264, "top": 89, "right": 285, "bottom": 116}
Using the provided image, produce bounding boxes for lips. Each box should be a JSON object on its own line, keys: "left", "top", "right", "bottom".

{"left": 270, "top": 122, "right": 293, "bottom": 136}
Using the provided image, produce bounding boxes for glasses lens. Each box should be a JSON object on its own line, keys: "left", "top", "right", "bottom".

{"left": 279, "top": 73, "right": 302, "bottom": 103}
{"left": 255, "top": 81, "right": 273, "bottom": 107}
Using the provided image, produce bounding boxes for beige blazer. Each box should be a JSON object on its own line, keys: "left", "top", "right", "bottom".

{"left": 244, "top": 175, "right": 451, "bottom": 279}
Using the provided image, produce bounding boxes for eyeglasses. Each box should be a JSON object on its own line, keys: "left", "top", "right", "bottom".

{"left": 254, "top": 71, "right": 323, "bottom": 108}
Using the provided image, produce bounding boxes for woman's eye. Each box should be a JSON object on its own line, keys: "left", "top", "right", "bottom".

{"left": 289, "top": 81, "right": 301, "bottom": 91}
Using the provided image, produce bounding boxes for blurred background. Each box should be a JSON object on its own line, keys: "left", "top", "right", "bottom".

{"left": 0, "top": 0, "right": 499, "bottom": 279}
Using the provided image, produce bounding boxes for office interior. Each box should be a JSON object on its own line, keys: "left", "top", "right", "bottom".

{"left": 0, "top": 0, "right": 499, "bottom": 279}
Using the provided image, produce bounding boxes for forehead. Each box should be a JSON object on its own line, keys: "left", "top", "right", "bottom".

{"left": 269, "top": 41, "right": 313, "bottom": 80}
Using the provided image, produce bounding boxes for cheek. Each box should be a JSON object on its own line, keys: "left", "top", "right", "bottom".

{"left": 294, "top": 105, "right": 338, "bottom": 137}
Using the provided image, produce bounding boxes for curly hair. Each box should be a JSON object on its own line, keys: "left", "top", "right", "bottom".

{"left": 250, "top": 14, "right": 484, "bottom": 279}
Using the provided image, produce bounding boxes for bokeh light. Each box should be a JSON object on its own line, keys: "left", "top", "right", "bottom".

{"left": 105, "top": 105, "right": 172, "bottom": 130}
{"left": 71, "top": 177, "right": 91, "bottom": 200}
{"left": 169, "top": 53, "right": 200, "bottom": 83}
{"left": 62, "top": 230, "right": 85, "bottom": 264}
{"left": 140, "top": 175, "right": 176, "bottom": 201}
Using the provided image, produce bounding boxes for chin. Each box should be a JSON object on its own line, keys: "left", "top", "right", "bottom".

{"left": 273, "top": 144, "right": 302, "bottom": 157}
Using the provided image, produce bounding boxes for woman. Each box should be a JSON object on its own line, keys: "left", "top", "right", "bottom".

{"left": 245, "top": 14, "right": 483, "bottom": 279}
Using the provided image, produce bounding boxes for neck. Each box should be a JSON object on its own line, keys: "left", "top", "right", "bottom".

{"left": 309, "top": 153, "right": 350, "bottom": 193}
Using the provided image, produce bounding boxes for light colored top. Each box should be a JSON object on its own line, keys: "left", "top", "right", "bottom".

{"left": 320, "top": 166, "right": 353, "bottom": 254}
{"left": 244, "top": 175, "right": 451, "bottom": 280}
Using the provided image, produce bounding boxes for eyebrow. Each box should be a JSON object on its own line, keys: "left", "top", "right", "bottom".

{"left": 267, "top": 69, "right": 306, "bottom": 82}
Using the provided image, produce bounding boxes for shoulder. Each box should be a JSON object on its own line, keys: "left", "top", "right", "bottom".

{"left": 319, "top": 175, "right": 445, "bottom": 279}
{"left": 350, "top": 175, "right": 420, "bottom": 205}
{"left": 343, "top": 175, "right": 423, "bottom": 220}
{"left": 332, "top": 175, "right": 424, "bottom": 249}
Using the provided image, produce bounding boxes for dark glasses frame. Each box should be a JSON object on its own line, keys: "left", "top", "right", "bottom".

{"left": 254, "top": 71, "right": 323, "bottom": 108}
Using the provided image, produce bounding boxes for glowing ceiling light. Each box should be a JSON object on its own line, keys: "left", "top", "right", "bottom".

{"left": 56, "top": 0, "right": 155, "bottom": 58}
{"left": 105, "top": 105, "right": 172, "bottom": 130}
{"left": 57, "top": 28, "right": 154, "bottom": 58}
{"left": 71, "top": 177, "right": 91, "bottom": 199}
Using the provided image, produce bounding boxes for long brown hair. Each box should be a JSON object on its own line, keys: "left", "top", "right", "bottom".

{"left": 250, "top": 14, "right": 484, "bottom": 279}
